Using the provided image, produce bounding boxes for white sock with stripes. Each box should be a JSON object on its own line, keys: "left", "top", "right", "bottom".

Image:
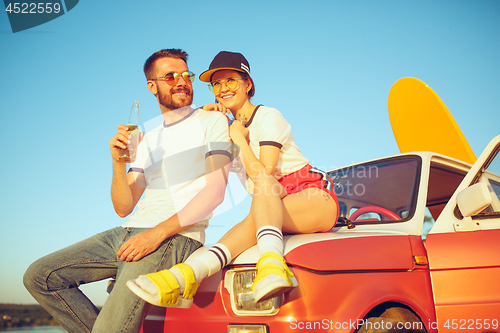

{"left": 185, "top": 243, "right": 232, "bottom": 285}
{"left": 256, "top": 226, "right": 284, "bottom": 258}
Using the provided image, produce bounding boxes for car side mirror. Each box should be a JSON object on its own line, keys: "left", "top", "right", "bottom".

{"left": 457, "top": 182, "right": 492, "bottom": 217}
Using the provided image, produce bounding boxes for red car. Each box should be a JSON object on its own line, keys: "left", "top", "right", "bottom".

{"left": 141, "top": 135, "right": 500, "bottom": 333}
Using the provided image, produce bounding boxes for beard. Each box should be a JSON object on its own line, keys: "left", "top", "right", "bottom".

{"left": 158, "top": 85, "right": 194, "bottom": 111}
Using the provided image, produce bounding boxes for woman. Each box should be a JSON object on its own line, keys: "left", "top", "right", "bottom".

{"left": 127, "top": 51, "right": 339, "bottom": 307}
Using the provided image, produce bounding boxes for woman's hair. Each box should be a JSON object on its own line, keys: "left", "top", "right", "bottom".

{"left": 239, "top": 72, "right": 255, "bottom": 98}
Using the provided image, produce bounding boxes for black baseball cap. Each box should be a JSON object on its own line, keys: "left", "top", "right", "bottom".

{"left": 199, "top": 51, "right": 251, "bottom": 82}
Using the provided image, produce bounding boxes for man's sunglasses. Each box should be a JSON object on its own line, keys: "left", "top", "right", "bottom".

{"left": 208, "top": 77, "right": 244, "bottom": 94}
{"left": 150, "top": 71, "right": 195, "bottom": 86}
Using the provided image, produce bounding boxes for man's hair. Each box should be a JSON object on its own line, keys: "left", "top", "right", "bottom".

{"left": 143, "top": 49, "right": 189, "bottom": 80}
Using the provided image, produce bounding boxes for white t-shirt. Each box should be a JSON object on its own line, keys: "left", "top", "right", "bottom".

{"left": 244, "top": 105, "right": 309, "bottom": 194}
{"left": 121, "top": 108, "right": 231, "bottom": 244}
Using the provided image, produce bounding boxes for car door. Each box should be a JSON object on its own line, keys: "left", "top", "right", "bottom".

{"left": 426, "top": 135, "right": 500, "bottom": 332}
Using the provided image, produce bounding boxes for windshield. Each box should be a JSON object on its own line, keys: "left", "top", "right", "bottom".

{"left": 328, "top": 156, "right": 421, "bottom": 224}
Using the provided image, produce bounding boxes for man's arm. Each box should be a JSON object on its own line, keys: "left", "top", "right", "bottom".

{"left": 176, "top": 153, "right": 230, "bottom": 227}
{"left": 109, "top": 124, "right": 145, "bottom": 217}
{"left": 117, "top": 153, "right": 230, "bottom": 262}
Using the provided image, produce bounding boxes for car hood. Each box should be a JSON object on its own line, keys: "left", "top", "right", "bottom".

{"left": 192, "top": 231, "right": 425, "bottom": 272}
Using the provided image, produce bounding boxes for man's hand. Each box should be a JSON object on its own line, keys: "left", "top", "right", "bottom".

{"left": 117, "top": 228, "right": 170, "bottom": 262}
{"left": 109, "top": 125, "right": 144, "bottom": 162}
{"left": 109, "top": 125, "right": 130, "bottom": 162}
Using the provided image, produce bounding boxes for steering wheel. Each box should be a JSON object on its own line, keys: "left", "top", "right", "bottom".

{"left": 349, "top": 206, "right": 400, "bottom": 221}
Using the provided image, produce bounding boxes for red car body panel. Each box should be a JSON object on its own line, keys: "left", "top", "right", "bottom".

{"left": 426, "top": 229, "right": 500, "bottom": 331}
{"left": 286, "top": 235, "right": 416, "bottom": 271}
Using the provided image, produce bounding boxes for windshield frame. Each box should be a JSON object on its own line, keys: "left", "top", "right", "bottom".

{"left": 455, "top": 143, "right": 500, "bottom": 220}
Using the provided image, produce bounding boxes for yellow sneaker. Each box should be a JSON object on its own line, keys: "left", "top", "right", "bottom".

{"left": 126, "top": 263, "right": 199, "bottom": 308}
{"left": 251, "top": 252, "right": 298, "bottom": 303}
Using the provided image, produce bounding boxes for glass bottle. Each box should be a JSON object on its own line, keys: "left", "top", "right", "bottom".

{"left": 118, "top": 101, "right": 140, "bottom": 163}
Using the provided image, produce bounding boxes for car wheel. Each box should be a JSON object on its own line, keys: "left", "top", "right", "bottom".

{"left": 355, "top": 304, "right": 427, "bottom": 333}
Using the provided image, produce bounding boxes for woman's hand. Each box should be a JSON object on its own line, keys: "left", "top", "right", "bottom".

{"left": 203, "top": 103, "right": 230, "bottom": 115}
{"left": 229, "top": 119, "right": 249, "bottom": 143}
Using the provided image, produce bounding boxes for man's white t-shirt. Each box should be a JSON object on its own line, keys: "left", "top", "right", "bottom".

{"left": 121, "top": 108, "right": 231, "bottom": 244}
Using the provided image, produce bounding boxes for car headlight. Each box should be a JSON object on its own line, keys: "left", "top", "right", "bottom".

{"left": 225, "top": 268, "right": 282, "bottom": 316}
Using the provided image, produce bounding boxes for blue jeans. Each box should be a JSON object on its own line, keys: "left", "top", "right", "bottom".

{"left": 23, "top": 227, "right": 202, "bottom": 333}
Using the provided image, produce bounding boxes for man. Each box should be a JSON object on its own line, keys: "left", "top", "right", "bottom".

{"left": 24, "top": 49, "right": 231, "bottom": 333}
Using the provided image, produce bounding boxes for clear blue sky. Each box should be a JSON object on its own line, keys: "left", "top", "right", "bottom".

{"left": 1, "top": 0, "right": 499, "bottom": 306}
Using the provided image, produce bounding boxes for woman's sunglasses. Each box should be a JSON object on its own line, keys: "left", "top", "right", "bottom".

{"left": 208, "top": 77, "right": 244, "bottom": 94}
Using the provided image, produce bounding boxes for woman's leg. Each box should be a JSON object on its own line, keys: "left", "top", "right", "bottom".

{"left": 129, "top": 215, "right": 259, "bottom": 307}
{"left": 130, "top": 175, "right": 337, "bottom": 306}
{"left": 281, "top": 187, "right": 337, "bottom": 233}
{"left": 252, "top": 171, "right": 337, "bottom": 233}
{"left": 181, "top": 182, "right": 337, "bottom": 285}
{"left": 217, "top": 213, "right": 257, "bottom": 256}
{"left": 181, "top": 184, "right": 337, "bottom": 286}
{"left": 250, "top": 171, "right": 337, "bottom": 301}
{"left": 175, "top": 215, "right": 258, "bottom": 286}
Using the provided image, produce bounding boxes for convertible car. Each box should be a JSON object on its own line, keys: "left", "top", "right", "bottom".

{"left": 140, "top": 135, "right": 500, "bottom": 333}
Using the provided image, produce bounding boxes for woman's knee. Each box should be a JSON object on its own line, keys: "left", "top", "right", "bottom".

{"left": 253, "top": 170, "right": 272, "bottom": 188}
{"left": 253, "top": 172, "right": 284, "bottom": 198}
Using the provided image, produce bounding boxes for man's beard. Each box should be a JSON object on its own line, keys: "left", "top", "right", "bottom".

{"left": 158, "top": 86, "right": 194, "bottom": 111}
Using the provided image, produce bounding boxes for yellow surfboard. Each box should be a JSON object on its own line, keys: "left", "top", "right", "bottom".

{"left": 388, "top": 77, "right": 476, "bottom": 164}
